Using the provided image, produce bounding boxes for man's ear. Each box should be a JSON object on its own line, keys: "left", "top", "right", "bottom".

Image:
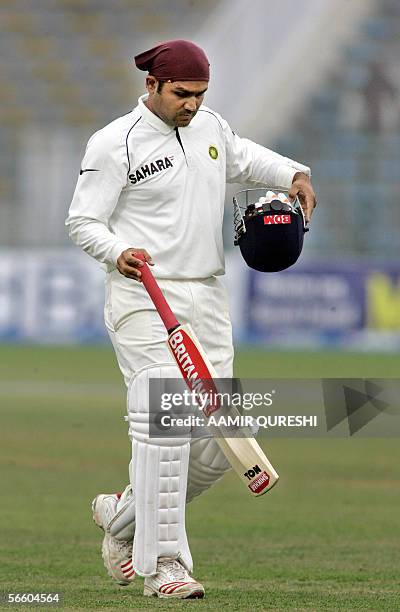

{"left": 146, "top": 76, "right": 158, "bottom": 94}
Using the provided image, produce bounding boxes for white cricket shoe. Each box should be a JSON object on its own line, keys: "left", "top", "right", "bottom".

{"left": 91, "top": 493, "right": 135, "bottom": 586}
{"left": 143, "top": 557, "right": 205, "bottom": 599}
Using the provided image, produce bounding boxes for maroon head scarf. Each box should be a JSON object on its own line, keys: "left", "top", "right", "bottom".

{"left": 134, "top": 39, "right": 210, "bottom": 81}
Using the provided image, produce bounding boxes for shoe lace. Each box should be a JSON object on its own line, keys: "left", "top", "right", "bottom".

{"left": 161, "top": 558, "right": 187, "bottom": 581}
{"left": 111, "top": 537, "right": 132, "bottom": 557}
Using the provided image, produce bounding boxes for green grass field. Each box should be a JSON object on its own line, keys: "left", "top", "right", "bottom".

{"left": 1, "top": 346, "right": 400, "bottom": 610}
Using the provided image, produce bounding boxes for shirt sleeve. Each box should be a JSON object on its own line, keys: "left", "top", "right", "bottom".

{"left": 222, "top": 117, "right": 311, "bottom": 189}
{"left": 65, "top": 129, "right": 132, "bottom": 268}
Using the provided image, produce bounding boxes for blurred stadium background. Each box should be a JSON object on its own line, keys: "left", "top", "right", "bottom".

{"left": 1, "top": 2, "right": 400, "bottom": 609}
{"left": 0, "top": 0, "right": 399, "bottom": 349}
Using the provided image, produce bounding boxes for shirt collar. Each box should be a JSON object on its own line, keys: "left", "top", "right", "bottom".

{"left": 138, "top": 94, "right": 174, "bottom": 135}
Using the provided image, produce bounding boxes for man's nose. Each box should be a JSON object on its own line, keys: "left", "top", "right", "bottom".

{"left": 184, "top": 97, "right": 197, "bottom": 112}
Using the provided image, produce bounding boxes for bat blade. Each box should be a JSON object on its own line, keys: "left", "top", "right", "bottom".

{"left": 217, "top": 436, "right": 279, "bottom": 496}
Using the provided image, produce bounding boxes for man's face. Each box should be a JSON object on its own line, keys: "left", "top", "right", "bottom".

{"left": 145, "top": 78, "right": 208, "bottom": 127}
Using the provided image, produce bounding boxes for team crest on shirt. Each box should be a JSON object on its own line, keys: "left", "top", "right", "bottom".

{"left": 208, "top": 145, "right": 218, "bottom": 160}
{"left": 128, "top": 155, "right": 174, "bottom": 185}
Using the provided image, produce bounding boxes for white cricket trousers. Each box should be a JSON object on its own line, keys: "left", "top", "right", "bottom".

{"left": 104, "top": 269, "right": 234, "bottom": 382}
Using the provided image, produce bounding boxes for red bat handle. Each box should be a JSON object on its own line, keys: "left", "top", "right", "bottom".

{"left": 135, "top": 253, "right": 179, "bottom": 333}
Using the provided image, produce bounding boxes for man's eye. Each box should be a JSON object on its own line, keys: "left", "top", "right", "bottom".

{"left": 175, "top": 92, "right": 187, "bottom": 98}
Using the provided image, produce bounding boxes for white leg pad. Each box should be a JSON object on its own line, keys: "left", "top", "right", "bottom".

{"left": 127, "top": 363, "right": 192, "bottom": 577}
{"left": 108, "top": 484, "right": 135, "bottom": 541}
{"left": 187, "top": 436, "right": 231, "bottom": 503}
{"left": 109, "top": 435, "right": 232, "bottom": 540}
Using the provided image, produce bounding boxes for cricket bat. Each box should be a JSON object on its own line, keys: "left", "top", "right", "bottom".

{"left": 136, "top": 254, "right": 279, "bottom": 497}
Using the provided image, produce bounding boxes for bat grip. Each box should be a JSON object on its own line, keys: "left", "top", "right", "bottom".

{"left": 135, "top": 254, "right": 179, "bottom": 333}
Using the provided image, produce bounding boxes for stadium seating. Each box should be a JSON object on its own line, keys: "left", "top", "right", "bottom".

{"left": 0, "top": 0, "right": 213, "bottom": 245}
{"left": 0, "top": 0, "right": 398, "bottom": 256}
{"left": 275, "top": 1, "right": 400, "bottom": 258}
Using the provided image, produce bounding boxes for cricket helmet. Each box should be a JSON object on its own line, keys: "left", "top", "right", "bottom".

{"left": 233, "top": 188, "right": 308, "bottom": 273}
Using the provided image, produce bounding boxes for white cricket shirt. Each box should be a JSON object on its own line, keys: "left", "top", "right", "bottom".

{"left": 66, "top": 94, "right": 310, "bottom": 279}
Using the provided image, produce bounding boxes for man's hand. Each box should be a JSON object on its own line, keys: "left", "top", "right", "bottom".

{"left": 116, "top": 248, "right": 154, "bottom": 281}
{"left": 288, "top": 172, "right": 317, "bottom": 223}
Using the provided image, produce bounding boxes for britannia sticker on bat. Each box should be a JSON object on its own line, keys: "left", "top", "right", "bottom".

{"left": 168, "top": 327, "right": 220, "bottom": 417}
